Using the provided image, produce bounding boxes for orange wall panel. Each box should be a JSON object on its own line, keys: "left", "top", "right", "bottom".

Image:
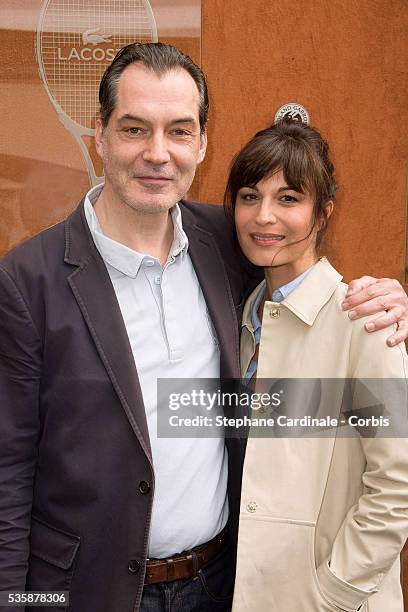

{"left": 201, "top": 0, "right": 408, "bottom": 287}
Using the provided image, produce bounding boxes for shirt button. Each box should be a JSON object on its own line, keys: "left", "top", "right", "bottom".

{"left": 247, "top": 501, "right": 258, "bottom": 513}
{"left": 128, "top": 559, "right": 141, "bottom": 573}
{"left": 269, "top": 308, "right": 280, "bottom": 319}
{"left": 145, "top": 260, "right": 155, "bottom": 267}
{"left": 139, "top": 480, "right": 151, "bottom": 494}
{"left": 154, "top": 275, "right": 161, "bottom": 285}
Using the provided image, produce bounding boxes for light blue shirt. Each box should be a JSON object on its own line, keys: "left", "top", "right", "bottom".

{"left": 245, "top": 268, "right": 312, "bottom": 379}
{"left": 84, "top": 184, "right": 228, "bottom": 558}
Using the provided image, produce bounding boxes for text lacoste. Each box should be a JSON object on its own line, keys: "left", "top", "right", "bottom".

{"left": 56, "top": 47, "right": 120, "bottom": 62}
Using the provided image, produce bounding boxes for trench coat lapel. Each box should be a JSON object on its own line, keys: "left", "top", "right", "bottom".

{"left": 64, "top": 202, "right": 152, "bottom": 463}
{"left": 181, "top": 206, "right": 241, "bottom": 379}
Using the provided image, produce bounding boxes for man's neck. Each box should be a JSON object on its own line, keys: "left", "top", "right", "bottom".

{"left": 93, "top": 189, "right": 174, "bottom": 267}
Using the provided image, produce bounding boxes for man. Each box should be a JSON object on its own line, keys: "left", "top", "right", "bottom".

{"left": 0, "top": 43, "right": 407, "bottom": 612}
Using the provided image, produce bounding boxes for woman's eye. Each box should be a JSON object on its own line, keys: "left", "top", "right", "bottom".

{"left": 240, "top": 192, "right": 258, "bottom": 201}
{"left": 280, "top": 194, "right": 298, "bottom": 203}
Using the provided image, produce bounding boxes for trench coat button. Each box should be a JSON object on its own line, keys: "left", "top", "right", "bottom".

{"left": 139, "top": 480, "right": 151, "bottom": 494}
{"left": 269, "top": 307, "right": 280, "bottom": 319}
{"left": 128, "top": 559, "right": 141, "bottom": 573}
{"left": 247, "top": 501, "right": 258, "bottom": 513}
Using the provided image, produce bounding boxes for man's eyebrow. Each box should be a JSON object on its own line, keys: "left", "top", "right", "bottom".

{"left": 117, "top": 115, "right": 198, "bottom": 126}
{"left": 170, "top": 117, "right": 197, "bottom": 125}
{"left": 118, "top": 114, "right": 146, "bottom": 123}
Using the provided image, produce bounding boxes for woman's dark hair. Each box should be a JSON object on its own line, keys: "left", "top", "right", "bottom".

{"left": 224, "top": 119, "right": 337, "bottom": 248}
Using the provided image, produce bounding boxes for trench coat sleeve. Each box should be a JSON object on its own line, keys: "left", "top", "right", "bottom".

{"left": 317, "top": 320, "right": 408, "bottom": 612}
{"left": 0, "top": 265, "right": 42, "bottom": 592}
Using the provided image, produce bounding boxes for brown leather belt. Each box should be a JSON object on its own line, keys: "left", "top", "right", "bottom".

{"left": 144, "top": 528, "right": 228, "bottom": 585}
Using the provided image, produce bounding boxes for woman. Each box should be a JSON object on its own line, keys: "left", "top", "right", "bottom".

{"left": 224, "top": 120, "right": 408, "bottom": 612}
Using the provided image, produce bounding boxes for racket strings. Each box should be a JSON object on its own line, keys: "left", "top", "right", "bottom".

{"left": 39, "top": 0, "right": 156, "bottom": 129}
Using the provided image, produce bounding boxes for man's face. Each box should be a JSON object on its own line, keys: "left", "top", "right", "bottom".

{"left": 95, "top": 63, "right": 207, "bottom": 214}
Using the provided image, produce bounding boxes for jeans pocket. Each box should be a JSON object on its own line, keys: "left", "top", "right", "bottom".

{"left": 198, "top": 568, "right": 233, "bottom": 603}
{"left": 197, "top": 542, "right": 234, "bottom": 603}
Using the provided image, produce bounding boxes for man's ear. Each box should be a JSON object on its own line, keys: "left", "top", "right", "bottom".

{"left": 95, "top": 118, "right": 104, "bottom": 159}
{"left": 197, "top": 129, "right": 207, "bottom": 165}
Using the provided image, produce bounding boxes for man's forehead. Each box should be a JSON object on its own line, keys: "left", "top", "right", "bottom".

{"left": 117, "top": 63, "right": 199, "bottom": 103}
{"left": 109, "top": 64, "right": 201, "bottom": 127}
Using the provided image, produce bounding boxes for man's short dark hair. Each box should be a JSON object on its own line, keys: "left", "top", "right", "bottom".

{"left": 99, "top": 42, "right": 209, "bottom": 133}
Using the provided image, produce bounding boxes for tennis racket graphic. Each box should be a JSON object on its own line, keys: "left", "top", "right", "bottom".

{"left": 36, "top": 0, "right": 158, "bottom": 186}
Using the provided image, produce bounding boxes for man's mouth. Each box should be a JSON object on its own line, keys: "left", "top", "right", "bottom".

{"left": 135, "top": 176, "right": 172, "bottom": 182}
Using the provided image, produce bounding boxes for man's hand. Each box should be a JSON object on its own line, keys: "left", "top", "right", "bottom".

{"left": 341, "top": 276, "right": 408, "bottom": 347}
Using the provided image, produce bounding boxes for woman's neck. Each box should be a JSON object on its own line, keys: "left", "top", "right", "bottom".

{"left": 264, "top": 254, "right": 318, "bottom": 297}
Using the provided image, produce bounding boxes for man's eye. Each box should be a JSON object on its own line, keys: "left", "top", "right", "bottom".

{"left": 125, "top": 127, "right": 142, "bottom": 136}
{"left": 172, "top": 129, "right": 191, "bottom": 136}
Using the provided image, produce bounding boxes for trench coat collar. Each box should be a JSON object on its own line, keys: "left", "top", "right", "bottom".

{"left": 242, "top": 258, "right": 343, "bottom": 329}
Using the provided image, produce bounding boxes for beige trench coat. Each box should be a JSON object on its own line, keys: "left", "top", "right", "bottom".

{"left": 233, "top": 258, "right": 408, "bottom": 612}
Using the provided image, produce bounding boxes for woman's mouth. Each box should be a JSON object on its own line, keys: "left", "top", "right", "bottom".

{"left": 251, "top": 233, "right": 285, "bottom": 246}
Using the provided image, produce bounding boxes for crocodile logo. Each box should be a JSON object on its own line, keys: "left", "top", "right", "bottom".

{"left": 82, "top": 27, "right": 112, "bottom": 46}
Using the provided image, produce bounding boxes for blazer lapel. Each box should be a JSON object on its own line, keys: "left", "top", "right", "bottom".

{"left": 181, "top": 207, "right": 241, "bottom": 379}
{"left": 64, "top": 203, "right": 152, "bottom": 463}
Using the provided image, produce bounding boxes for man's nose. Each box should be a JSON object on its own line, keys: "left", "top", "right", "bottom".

{"left": 142, "top": 133, "right": 171, "bottom": 165}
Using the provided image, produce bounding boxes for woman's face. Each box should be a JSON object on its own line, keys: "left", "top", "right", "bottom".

{"left": 234, "top": 170, "right": 319, "bottom": 278}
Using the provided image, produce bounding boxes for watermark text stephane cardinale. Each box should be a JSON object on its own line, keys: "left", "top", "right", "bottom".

{"left": 157, "top": 378, "right": 408, "bottom": 438}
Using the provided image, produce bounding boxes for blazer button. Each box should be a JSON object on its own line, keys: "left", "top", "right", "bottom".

{"left": 139, "top": 480, "right": 151, "bottom": 494}
{"left": 247, "top": 501, "right": 258, "bottom": 513}
{"left": 269, "top": 307, "right": 280, "bottom": 319}
{"left": 128, "top": 559, "right": 141, "bottom": 573}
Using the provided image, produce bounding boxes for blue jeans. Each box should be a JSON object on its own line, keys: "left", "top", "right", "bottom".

{"left": 140, "top": 535, "right": 235, "bottom": 612}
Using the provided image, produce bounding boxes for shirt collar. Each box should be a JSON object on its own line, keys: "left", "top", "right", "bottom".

{"left": 250, "top": 283, "right": 266, "bottom": 339}
{"left": 83, "top": 184, "right": 189, "bottom": 278}
{"left": 242, "top": 258, "right": 343, "bottom": 331}
{"left": 275, "top": 267, "right": 312, "bottom": 301}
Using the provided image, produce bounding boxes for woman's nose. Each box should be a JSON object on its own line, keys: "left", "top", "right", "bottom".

{"left": 255, "top": 202, "right": 278, "bottom": 225}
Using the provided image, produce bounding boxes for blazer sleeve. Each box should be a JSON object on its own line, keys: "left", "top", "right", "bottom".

{"left": 0, "top": 265, "right": 42, "bottom": 591}
{"left": 317, "top": 320, "right": 408, "bottom": 612}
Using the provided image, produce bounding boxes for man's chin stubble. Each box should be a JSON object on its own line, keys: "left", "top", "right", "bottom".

{"left": 121, "top": 197, "right": 176, "bottom": 215}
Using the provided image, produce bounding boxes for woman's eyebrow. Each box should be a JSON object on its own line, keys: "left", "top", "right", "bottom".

{"left": 277, "top": 185, "right": 302, "bottom": 193}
